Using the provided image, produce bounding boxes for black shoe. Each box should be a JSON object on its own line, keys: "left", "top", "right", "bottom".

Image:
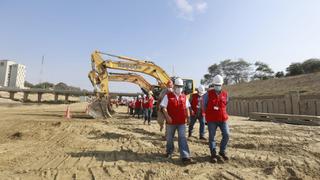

{"left": 219, "top": 152, "right": 229, "bottom": 161}
{"left": 199, "top": 137, "right": 206, "bottom": 140}
{"left": 165, "top": 153, "right": 172, "bottom": 159}
{"left": 210, "top": 155, "right": 217, "bottom": 163}
{"left": 216, "top": 155, "right": 224, "bottom": 164}
{"left": 182, "top": 158, "right": 195, "bottom": 165}
{"left": 188, "top": 133, "right": 192, "bottom": 138}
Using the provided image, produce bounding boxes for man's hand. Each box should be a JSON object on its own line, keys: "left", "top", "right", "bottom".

{"left": 166, "top": 116, "right": 173, "bottom": 124}
{"left": 191, "top": 110, "right": 195, "bottom": 116}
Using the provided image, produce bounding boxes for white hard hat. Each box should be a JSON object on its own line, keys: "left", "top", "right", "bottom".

{"left": 198, "top": 85, "right": 206, "bottom": 95}
{"left": 213, "top": 75, "right": 224, "bottom": 85}
{"left": 174, "top": 78, "right": 184, "bottom": 86}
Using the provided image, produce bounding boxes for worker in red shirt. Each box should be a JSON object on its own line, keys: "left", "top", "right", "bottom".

{"left": 203, "top": 75, "right": 230, "bottom": 163}
{"left": 134, "top": 95, "right": 143, "bottom": 119}
{"left": 188, "top": 85, "right": 206, "bottom": 140}
{"left": 160, "top": 78, "right": 194, "bottom": 165}
{"left": 144, "top": 91, "right": 154, "bottom": 125}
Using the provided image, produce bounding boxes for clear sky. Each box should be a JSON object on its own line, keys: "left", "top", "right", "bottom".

{"left": 1, "top": 0, "right": 320, "bottom": 92}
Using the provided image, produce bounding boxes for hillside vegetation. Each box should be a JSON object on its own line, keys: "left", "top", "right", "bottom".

{"left": 225, "top": 72, "right": 320, "bottom": 98}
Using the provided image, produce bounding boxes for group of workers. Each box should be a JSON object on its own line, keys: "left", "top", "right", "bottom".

{"left": 128, "top": 91, "right": 154, "bottom": 125}
{"left": 158, "top": 75, "right": 229, "bottom": 165}
{"left": 128, "top": 74, "right": 229, "bottom": 165}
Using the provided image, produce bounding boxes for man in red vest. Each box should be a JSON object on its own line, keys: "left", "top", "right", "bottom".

{"left": 144, "top": 91, "right": 154, "bottom": 125}
{"left": 160, "top": 78, "right": 194, "bottom": 165}
{"left": 203, "top": 75, "right": 230, "bottom": 163}
{"left": 134, "top": 95, "right": 143, "bottom": 119}
{"left": 189, "top": 85, "right": 206, "bottom": 140}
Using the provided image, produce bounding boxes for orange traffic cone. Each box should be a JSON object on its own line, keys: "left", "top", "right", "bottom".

{"left": 64, "top": 105, "right": 72, "bottom": 119}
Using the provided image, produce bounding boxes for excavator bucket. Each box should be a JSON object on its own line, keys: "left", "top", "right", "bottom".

{"left": 87, "top": 97, "right": 113, "bottom": 119}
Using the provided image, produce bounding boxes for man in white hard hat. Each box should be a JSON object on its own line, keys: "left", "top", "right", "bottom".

{"left": 188, "top": 85, "right": 206, "bottom": 140}
{"left": 160, "top": 78, "right": 194, "bottom": 165}
{"left": 144, "top": 91, "right": 154, "bottom": 125}
{"left": 203, "top": 75, "right": 230, "bottom": 163}
{"left": 134, "top": 95, "right": 143, "bottom": 119}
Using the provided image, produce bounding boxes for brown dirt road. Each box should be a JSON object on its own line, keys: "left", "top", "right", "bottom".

{"left": 0, "top": 101, "right": 319, "bottom": 180}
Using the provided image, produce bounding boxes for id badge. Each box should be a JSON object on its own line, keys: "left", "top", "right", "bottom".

{"left": 214, "top": 106, "right": 219, "bottom": 111}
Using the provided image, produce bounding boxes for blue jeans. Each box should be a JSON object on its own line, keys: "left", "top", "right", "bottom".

{"left": 166, "top": 124, "right": 190, "bottom": 159}
{"left": 207, "top": 122, "right": 230, "bottom": 156}
{"left": 188, "top": 115, "right": 205, "bottom": 138}
{"left": 144, "top": 108, "right": 153, "bottom": 123}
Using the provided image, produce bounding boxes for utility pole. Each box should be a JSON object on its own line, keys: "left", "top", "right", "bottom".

{"left": 39, "top": 55, "right": 44, "bottom": 88}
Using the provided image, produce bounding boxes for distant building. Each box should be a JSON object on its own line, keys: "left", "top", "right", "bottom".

{"left": 0, "top": 60, "right": 26, "bottom": 88}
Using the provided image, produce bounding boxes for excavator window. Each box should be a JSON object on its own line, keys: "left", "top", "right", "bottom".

{"left": 183, "top": 79, "right": 194, "bottom": 95}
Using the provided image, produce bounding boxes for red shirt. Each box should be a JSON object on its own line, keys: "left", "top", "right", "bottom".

{"left": 166, "top": 92, "right": 187, "bottom": 125}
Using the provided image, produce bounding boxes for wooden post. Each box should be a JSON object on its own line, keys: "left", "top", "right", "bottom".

{"left": 290, "top": 91, "right": 300, "bottom": 115}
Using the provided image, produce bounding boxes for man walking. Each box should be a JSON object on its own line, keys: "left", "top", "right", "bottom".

{"left": 188, "top": 85, "right": 206, "bottom": 140}
{"left": 144, "top": 91, "right": 154, "bottom": 125}
{"left": 160, "top": 78, "right": 193, "bottom": 165}
{"left": 203, "top": 75, "right": 230, "bottom": 163}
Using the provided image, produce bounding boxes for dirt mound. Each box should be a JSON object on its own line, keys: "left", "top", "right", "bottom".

{"left": 225, "top": 72, "right": 320, "bottom": 97}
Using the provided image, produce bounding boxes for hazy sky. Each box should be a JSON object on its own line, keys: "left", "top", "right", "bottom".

{"left": 1, "top": 0, "right": 320, "bottom": 92}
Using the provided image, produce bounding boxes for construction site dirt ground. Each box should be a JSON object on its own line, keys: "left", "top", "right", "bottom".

{"left": 0, "top": 100, "right": 319, "bottom": 180}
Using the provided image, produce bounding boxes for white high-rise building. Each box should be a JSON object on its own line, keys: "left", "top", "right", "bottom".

{"left": 0, "top": 60, "right": 26, "bottom": 88}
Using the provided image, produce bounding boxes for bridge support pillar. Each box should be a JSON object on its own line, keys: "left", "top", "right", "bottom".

{"left": 54, "top": 93, "right": 59, "bottom": 102}
{"left": 65, "top": 94, "right": 69, "bottom": 102}
{"left": 23, "top": 92, "right": 29, "bottom": 102}
{"left": 37, "top": 93, "right": 43, "bottom": 103}
{"left": 9, "top": 92, "right": 15, "bottom": 100}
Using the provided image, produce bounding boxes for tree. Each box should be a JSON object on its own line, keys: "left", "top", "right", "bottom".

{"left": 302, "top": 59, "right": 320, "bottom": 74}
{"left": 229, "top": 59, "right": 252, "bottom": 84}
{"left": 24, "top": 81, "right": 34, "bottom": 88}
{"left": 34, "top": 82, "right": 54, "bottom": 89}
{"left": 201, "top": 64, "right": 221, "bottom": 85}
{"left": 253, "top": 61, "right": 274, "bottom": 80}
{"left": 275, "top": 71, "right": 285, "bottom": 78}
{"left": 286, "top": 63, "right": 304, "bottom": 76}
{"left": 201, "top": 59, "right": 251, "bottom": 85}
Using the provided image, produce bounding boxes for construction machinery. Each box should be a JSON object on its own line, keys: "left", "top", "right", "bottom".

{"left": 88, "top": 50, "right": 195, "bottom": 119}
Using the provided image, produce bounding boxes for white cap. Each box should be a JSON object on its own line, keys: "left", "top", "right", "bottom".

{"left": 174, "top": 78, "right": 184, "bottom": 86}
{"left": 213, "top": 75, "right": 224, "bottom": 85}
{"left": 138, "top": 95, "right": 142, "bottom": 98}
{"left": 198, "top": 85, "right": 206, "bottom": 95}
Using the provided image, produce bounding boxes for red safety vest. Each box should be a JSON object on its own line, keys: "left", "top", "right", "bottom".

{"left": 143, "top": 98, "right": 148, "bottom": 109}
{"left": 167, "top": 92, "right": 187, "bottom": 125}
{"left": 135, "top": 99, "right": 142, "bottom": 109}
{"left": 146, "top": 96, "right": 154, "bottom": 109}
{"left": 205, "top": 90, "right": 228, "bottom": 122}
{"left": 190, "top": 93, "right": 202, "bottom": 115}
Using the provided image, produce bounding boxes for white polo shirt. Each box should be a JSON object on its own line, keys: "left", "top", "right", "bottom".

{"left": 160, "top": 93, "right": 191, "bottom": 108}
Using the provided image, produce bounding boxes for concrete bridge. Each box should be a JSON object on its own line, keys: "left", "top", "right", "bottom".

{"left": 0, "top": 87, "right": 142, "bottom": 103}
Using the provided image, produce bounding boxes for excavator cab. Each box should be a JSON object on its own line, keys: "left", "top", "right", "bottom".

{"left": 183, "top": 79, "right": 194, "bottom": 95}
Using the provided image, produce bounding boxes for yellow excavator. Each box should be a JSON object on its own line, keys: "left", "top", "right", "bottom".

{"left": 108, "top": 72, "right": 156, "bottom": 94}
{"left": 88, "top": 50, "right": 195, "bottom": 118}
